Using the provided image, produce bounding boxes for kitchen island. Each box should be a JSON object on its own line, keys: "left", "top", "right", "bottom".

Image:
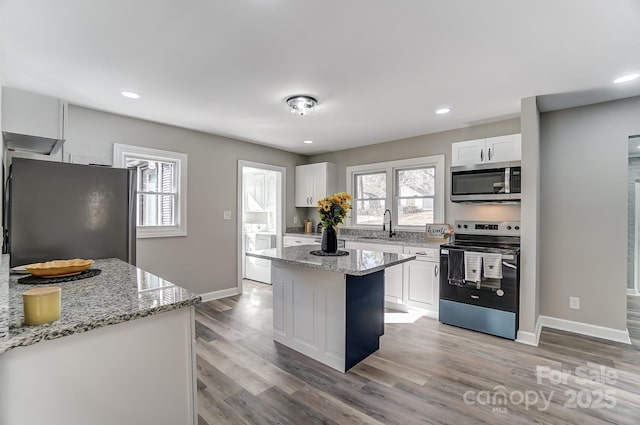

{"left": 246, "top": 245, "right": 415, "bottom": 372}
{"left": 0, "top": 256, "right": 201, "bottom": 425}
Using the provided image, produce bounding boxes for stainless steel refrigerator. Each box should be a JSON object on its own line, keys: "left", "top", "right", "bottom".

{"left": 7, "top": 158, "right": 136, "bottom": 267}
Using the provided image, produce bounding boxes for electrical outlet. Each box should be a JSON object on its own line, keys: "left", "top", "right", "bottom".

{"left": 293, "top": 216, "right": 298, "bottom": 224}
{"left": 223, "top": 211, "right": 232, "bottom": 220}
{"left": 569, "top": 297, "right": 580, "bottom": 310}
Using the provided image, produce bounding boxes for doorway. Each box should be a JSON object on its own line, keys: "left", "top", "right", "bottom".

{"left": 237, "top": 161, "right": 285, "bottom": 292}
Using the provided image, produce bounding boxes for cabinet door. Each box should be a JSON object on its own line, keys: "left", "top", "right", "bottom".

{"left": 312, "top": 163, "right": 327, "bottom": 206}
{"left": 2, "top": 86, "right": 66, "bottom": 140}
{"left": 295, "top": 165, "right": 314, "bottom": 207}
{"left": 486, "top": 134, "right": 521, "bottom": 163}
{"left": 451, "top": 139, "right": 486, "bottom": 166}
{"left": 404, "top": 260, "right": 438, "bottom": 310}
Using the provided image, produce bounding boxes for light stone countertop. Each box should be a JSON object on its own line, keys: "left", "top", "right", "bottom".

{"left": 0, "top": 256, "right": 201, "bottom": 354}
{"left": 284, "top": 230, "right": 444, "bottom": 249}
{"left": 246, "top": 245, "right": 416, "bottom": 276}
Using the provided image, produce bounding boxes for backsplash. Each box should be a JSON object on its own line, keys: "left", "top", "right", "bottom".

{"left": 286, "top": 226, "right": 426, "bottom": 241}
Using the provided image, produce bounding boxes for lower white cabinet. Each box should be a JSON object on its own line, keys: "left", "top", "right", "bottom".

{"left": 403, "top": 246, "right": 439, "bottom": 313}
{"left": 344, "top": 241, "right": 404, "bottom": 306}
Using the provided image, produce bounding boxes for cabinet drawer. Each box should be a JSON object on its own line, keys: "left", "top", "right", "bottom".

{"left": 403, "top": 246, "right": 438, "bottom": 261}
{"left": 283, "top": 236, "right": 316, "bottom": 247}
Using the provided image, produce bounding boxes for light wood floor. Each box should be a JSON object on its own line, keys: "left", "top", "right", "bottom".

{"left": 195, "top": 284, "right": 640, "bottom": 424}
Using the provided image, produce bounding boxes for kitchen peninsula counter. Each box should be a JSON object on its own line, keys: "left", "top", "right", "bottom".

{"left": 247, "top": 246, "right": 415, "bottom": 372}
{"left": 0, "top": 255, "right": 201, "bottom": 425}
{"left": 0, "top": 257, "right": 200, "bottom": 353}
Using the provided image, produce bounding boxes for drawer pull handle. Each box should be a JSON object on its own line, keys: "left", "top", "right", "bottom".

{"left": 471, "top": 295, "right": 480, "bottom": 299}
{"left": 415, "top": 251, "right": 427, "bottom": 255}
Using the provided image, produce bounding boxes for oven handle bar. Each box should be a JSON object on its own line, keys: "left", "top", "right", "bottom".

{"left": 440, "top": 249, "right": 515, "bottom": 261}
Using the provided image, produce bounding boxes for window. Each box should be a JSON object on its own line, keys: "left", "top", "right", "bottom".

{"left": 354, "top": 172, "right": 386, "bottom": 225}
{"left": 396, "top": 167, "right": 435, "bottom": 226}
{"left": 346, "top": 155, "right": 444, "bottom": 229}
{"left": 113, "top": 144, "right": 187, "bottom": 238}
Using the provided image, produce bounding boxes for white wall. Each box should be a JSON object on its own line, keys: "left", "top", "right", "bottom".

{"left": 308, "top": 118, "right": 522, "bottom": 225}
{"left": 33, "top": 105, "right": 305, "bottom": 296}
{"left": 540, "top": 96, "right": 640, "bottom": 330}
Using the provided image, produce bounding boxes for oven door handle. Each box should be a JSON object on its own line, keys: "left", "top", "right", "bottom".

{"left": 441, "top": 249, "right": 515, "bottom": 261}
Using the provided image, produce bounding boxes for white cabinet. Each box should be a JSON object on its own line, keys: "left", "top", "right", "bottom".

{"left": 451, "top": 134, "right": 521, "bottom": 166}
{"left": 295, "top": 162, "right": 337, "bottom": 207}
{"left": 403, "top": 246, "right": 439, "bottom": 312}
{"left": 345, "top": 241, "right": 404, "bottom": 305}
{"left": 485, "top": 134, "right": 521, "bottom": 163}
{"left": 451, "top": 139, "right": 486, "bottom": 166}
{"left": 283, "top": 235, "right": 317, "bottom": 247}
{"left": 2, "top": 87, "right": 67, "bottom": 155}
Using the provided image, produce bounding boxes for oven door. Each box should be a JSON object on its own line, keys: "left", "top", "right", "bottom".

{"left": 451, "top": 162, "right": 520, "bottom": 202}
{"left": 439, "top": 249, "right": 519, "bottom": 312}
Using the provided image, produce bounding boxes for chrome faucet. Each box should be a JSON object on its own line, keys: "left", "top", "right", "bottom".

{"left": 382, "top": 209, "right": 395, "bottom": 237}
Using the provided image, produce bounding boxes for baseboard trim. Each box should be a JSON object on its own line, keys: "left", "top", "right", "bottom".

{"left": 516, "top": 317, "right": 542, "bottom": 346}
{"left": 538, "top": 315, "right": 631, "bottom": 345}
{"left": 200, "top": 287, "right": 241, "bottom": 303}
{"left": 420, "top": 309, "right": 439, "bottom": 320}
{"left": 627, "top": 288, "right": 640, "bottom": 296}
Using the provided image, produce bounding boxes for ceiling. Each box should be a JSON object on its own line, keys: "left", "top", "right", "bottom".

{"left": 1, "top": 1, "right": 639, "bottom": 155}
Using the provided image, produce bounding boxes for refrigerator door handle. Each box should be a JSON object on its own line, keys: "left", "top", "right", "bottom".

{"left": 127, "top": 168, "right": 137, "bottom": 265}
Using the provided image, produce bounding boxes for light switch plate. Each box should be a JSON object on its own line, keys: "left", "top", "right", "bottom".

{"left": 223, "top": 211, "right": 232, "bottom": 220}
{"left": 293, "top": 216, "right": 298, "bottom": 224}
{"left": 569, "top": 297, "right": 580, "bottom": 310}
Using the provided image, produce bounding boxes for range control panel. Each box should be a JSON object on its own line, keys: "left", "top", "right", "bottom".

{"left": 454, "top": 221, "right": 521, "bottom": 236}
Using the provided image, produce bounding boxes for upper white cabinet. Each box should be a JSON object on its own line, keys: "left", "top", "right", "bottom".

{"left": 295, "top": 162, "right": 337, "bottom": 207}
{"left": 451, "top": 134, "right": 521, "bottom": 166}
{"left": 2, "top": 87, "right": 67, "bottom": 155}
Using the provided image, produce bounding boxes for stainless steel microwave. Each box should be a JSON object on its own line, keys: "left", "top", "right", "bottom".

{"left": 451, "top": 161, "right": 521, "bottom": 202}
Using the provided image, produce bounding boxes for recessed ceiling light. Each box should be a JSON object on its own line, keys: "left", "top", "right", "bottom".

{"left": 120, "top": 91, "right": 140, "bottom": 99}
{"left": 637, "top": 145, "right": 640, "bottom": 149}
{"left": 303, "top": 140, "right": 313, "bottom": 144}
{"left": 614, "top": 73, "right": 639, "bottom": 84}
{"left": 435, "top": 108, "right": 451, "bottom": 115}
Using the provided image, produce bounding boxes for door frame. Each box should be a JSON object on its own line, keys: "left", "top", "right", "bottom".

{"left": 633, "top": 182, "right": 640, "bottom": 296}
{"left": 237, "top": 160, "right": 286, "bottom": 293}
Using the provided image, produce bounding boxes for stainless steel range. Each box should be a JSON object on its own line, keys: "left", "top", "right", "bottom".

{"left": 439, "top": 220, "right": 520, "bottom": 339}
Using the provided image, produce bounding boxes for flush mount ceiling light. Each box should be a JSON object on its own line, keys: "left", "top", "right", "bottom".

{"left": 303, "top": 140, "right": 313, "bottom": 144}
{"left": 435, "top": 107, "right": 451, "bottom": 115}
{"left": 120, "top": 91, "right": 140, "bottom": 99}
{"left": 614, "top": 73, "right": 639, "bottom": 84}
{"left": 286, "top": 95, "right": 317, "bottom": 115}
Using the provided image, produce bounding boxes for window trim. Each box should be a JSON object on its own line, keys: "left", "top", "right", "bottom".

{"left": 345, "top": 155, "right": 445, "bottom": 230}
{"left": 113, "top": 143, "right": 188, "bottom": 238}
